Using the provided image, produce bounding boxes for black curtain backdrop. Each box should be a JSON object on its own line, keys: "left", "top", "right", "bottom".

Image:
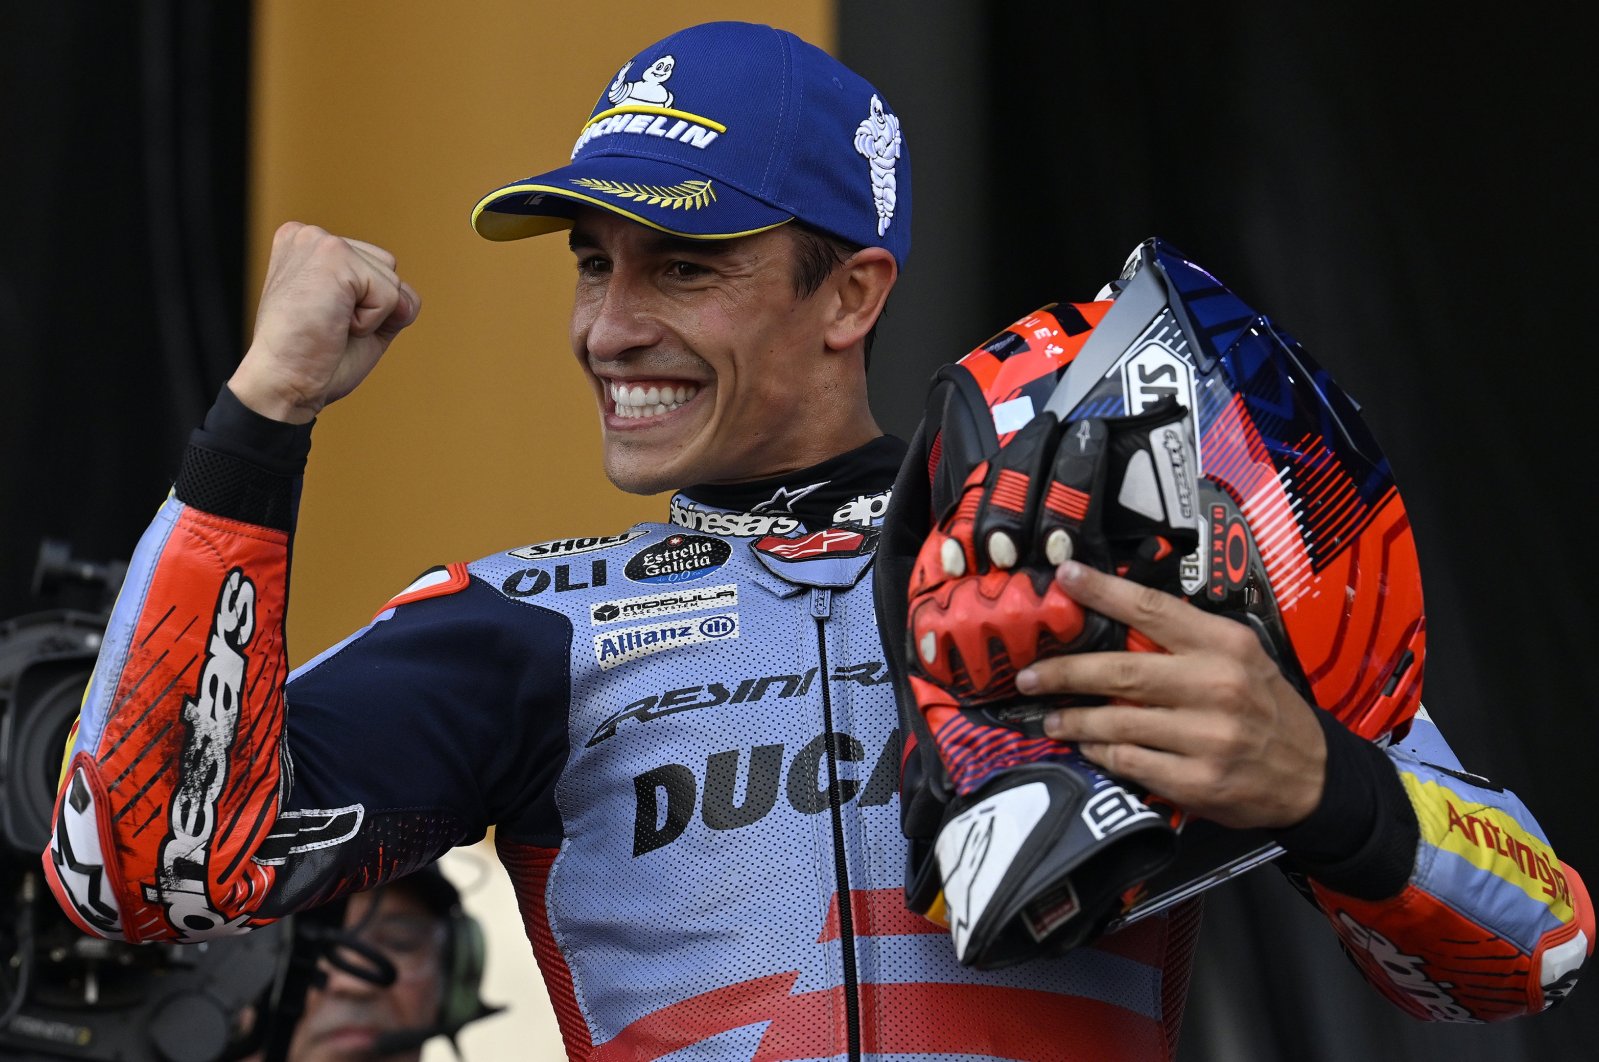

{"left": 844, "top": 2, "right": 1595, "bottom": 1059}
{"left": 0, "top": 1, "right": 248, "bottom": 621}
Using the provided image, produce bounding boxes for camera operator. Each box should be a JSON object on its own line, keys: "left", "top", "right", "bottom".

{"left": 242, "top": 865, "right": 492, "bottom": 1062}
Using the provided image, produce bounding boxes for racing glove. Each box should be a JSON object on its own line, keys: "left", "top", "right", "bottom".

{"left": 879, "top": 365, "right": 1200, "bottom": 968}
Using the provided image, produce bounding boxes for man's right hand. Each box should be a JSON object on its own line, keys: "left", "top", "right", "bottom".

{"left": 228, "top": 222, "right": 421, "bottom": 424}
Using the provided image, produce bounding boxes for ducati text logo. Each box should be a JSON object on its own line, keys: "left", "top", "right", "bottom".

{"left": 149, "top": 568, "right": 257, "bottom": 941}
{"left": 631, "top": 728, "right": 900, "bottom": 855}
{"left": 591, "top": 584, "right": 736, "bottom": 625}
{"left": 625, "top": 533, "right": 732, "bottom": 583}
{"left": 509, "top": 531, "right": 644, "bottom": 560}
{"left": 593, "top": 613, "right": 739, "bottom": 669}
{"left": 668, "top": 497, "right": 800, "bottom": 537}
{"left": 501, "top": 559, "right": 607, "bottom": 597}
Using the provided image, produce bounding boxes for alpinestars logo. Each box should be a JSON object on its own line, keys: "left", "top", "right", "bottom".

{"left": 1336, "top": 912, "right": 1473, "bottom": 1021}
{"left": 669, "top": 497, "right": 800, "bottom": 537}
{"left": 148, "top": 568, "right": 257, "bottom": 941}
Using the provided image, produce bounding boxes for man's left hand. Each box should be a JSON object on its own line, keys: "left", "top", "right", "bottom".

{"left": 1020, "top": 560, "right": 1327, "bottom": 831}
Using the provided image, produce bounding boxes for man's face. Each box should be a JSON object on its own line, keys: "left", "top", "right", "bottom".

{"left": 286, "top": 887, "right": 446, "bottom": 1062}
{"left": 568, "top": 208, "right": 841, "bottom": 494}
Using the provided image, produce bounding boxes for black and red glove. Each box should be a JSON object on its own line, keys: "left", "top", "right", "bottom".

{"left": 877, "top": 366, "right": 1200, "bottom": 968}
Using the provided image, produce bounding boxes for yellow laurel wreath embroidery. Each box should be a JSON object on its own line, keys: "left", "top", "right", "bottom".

{"left": 570, "top": 178, "right": 717, "bottom": 211}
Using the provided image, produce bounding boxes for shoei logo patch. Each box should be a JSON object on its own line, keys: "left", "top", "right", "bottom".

{"left": 510, "top": 531, "right": 645, "bottom": 560}
{"left": 570, "top": 54, "right": 725, "bottom": 159}
{"left": 853, "top": 95, "right": 902, "bottom": 236}
{"left": 625, "top": 534, "right": 732, "bottom": 583}
{"left": 593, "top": 612, "right": 739, "bottom": 669}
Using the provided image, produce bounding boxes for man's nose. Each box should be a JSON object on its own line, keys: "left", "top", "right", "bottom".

{"left": 582, "top": 274, "right": 663, "bottom": 363}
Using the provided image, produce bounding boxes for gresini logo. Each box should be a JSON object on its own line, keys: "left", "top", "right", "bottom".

{"left": 588, "top": 660, "right": 893, "bottom": 745}
{"left": 510, "top": 531, "right": 645, "bottom": 560}
{"left": 669, "top": 497, "right": 800, "bottom": 537}
{"left": 148, "top": 568, "right": 256, "bottom": 941}
{"left": 593, "top": 613, "right": 738, "bottom": 669}
{"left": 591, "top": 584, "right": 737, "bottom": 625}
{"left": 626, "top": 533, "right": 732, "bottom": 583}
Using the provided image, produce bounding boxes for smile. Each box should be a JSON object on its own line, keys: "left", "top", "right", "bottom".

{"left": 609, "top": 380, "right": 700, "bottom": 419}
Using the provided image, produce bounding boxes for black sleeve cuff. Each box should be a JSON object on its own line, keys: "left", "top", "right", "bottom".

{"left": 1271, "top": 708, "right": 1419, "bottom": 900}
{"left": 173, "top": 385, "right": 314, "bottom": 532}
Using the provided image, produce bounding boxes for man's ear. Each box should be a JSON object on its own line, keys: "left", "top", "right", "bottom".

{"left": 823, "top": 246, "right": 897, "bottom": 352}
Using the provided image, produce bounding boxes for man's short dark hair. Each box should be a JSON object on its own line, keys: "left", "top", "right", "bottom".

{"left": 788, "top": 221, "right": 883, "bottom": 368}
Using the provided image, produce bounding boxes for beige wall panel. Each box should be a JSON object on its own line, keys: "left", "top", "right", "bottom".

{"left": 251, "top": 3, "right": 832, "bottom": 1058}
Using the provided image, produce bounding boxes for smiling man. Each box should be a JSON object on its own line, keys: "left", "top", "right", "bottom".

{"left": 42, "top": 19, "right": 1588, "bottom": 1062}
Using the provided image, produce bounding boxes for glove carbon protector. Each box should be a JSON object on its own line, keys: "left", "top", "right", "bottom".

{"left": 878, "top": 365, "right": 1200, "bottom": 968}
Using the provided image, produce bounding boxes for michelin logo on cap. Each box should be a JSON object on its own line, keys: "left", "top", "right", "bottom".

{"left": 570, "top": 54, "right": 725, "bottom": 159}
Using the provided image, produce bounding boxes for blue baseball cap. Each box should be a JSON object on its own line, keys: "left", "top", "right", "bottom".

{"left": 470, "top": 21, "right": 911, "bottom": 268}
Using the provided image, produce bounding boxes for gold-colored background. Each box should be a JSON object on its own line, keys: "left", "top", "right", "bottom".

{"left": 251, "top": 2, "right": 831, "bottom": 1055}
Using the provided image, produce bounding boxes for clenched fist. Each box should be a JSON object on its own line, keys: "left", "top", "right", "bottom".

{"left": 228, "top": 222, "right": 421, "bottom": 424}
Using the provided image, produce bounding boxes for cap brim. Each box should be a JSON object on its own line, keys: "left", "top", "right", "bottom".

{"left": 471, "top": 155, "right": 794, "bottom": 242}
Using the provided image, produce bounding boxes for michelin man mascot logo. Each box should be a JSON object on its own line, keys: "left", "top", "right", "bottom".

{"left": 854, "top": 95, "right": 902, "bottom": 237}
{"left": 609, "top": 55, "right": 676, "bottom": 107}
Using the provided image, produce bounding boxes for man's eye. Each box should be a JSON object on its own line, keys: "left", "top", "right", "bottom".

{"left": 575, "top": 255, "right": 610, "bottom": 275}
{"left": 666, "top": 260, "right": 709, "bottom": 279}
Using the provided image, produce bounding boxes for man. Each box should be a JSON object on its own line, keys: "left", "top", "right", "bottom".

{"left": 42, "top": 20, "right": 1588, "bottom": 1061}
{"left": 236, "top": 866, "right": 482, "bottom": 1061}
{"left": 286, "top": 867, "right": 477, "bottom": 1062}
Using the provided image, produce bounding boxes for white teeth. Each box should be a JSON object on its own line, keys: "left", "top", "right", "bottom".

{"left": 609, "top": 381, "right": 699, "bottom": 418}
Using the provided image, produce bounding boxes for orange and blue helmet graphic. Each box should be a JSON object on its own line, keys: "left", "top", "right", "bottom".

{"left": 951, "top": 238, "right": 1424, "bottom": 741}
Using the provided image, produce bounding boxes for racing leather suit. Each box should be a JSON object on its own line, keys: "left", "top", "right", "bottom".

{"left": 43, "top": 387, "right": 1592, "bottom": 1060}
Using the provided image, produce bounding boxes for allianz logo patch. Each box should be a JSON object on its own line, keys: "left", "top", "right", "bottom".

{"left": 591, "top": 584, "right": 737, "bottom": 625}
{"left": 593, "top": 613, "right": 739, "bottom": 670}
